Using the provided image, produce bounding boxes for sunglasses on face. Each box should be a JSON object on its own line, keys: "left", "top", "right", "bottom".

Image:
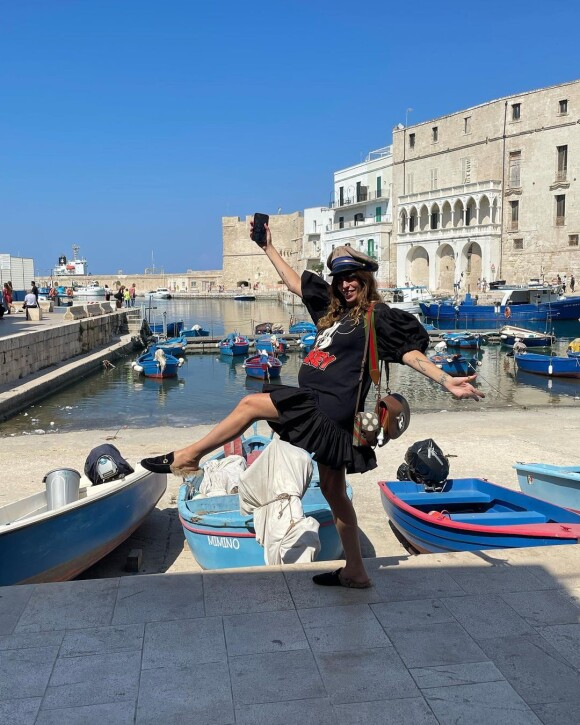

{"left": 335, "top": 272, "right": 360, "bottom": 283}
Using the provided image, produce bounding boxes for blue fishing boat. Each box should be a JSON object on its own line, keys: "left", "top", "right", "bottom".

{"left": 429, "top": 353, "right": 478, "bottom": 377}
{"left": 243, "top": 353, "right": 282, "bottom": 380}
{"left": 299, "top": 332, "right": 316, "bottom": 353}
{"left": 378, "top": 477, "right": 580, "bottom": 554}
{"left": 133, "top": 349, "right": 182, "bottom": 378}
{"left": 254, "top": 334, "right": 289, "bottom": 355}
{"left": 498, "top": 325, "right": 555, "bottom": 348}
{"left": 0, "top": 468, "right": 166, "bottom": 586}
{"left": 178, "top": 430, "right": 351, "bottom": 569}
{"left": 150, "top": 335, "right": 187, "bottom": 356}
{"left": 148, "top": 320, "right": 184, "bottom": 337}
{"left": 218, "top": 332, "right": 250, "bottom": 356}
{"left": 289, "top": 320, "right": 317, "bottom": 334}
{"left": 181, "top": 324, "right": 210, "bottom": 339}
{"left": 514, "top": 462, "right": 580, "bottom": 512}
{"left": 441, "top": 332, "right": 485, "bottom": 349}
{"left": 515, "top": 352, "right": 580, "bottom": 378}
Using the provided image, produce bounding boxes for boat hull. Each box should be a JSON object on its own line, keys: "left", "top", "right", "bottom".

{"left": 1, "top": 471, "right": 166, "bottom": 586}
{"left": 177, "top": 431, "right": 350, "bottom": 569}
{"left": 515, "top": 463, "right": 580, "bottom": 511}
{"left": 148, "top": 321, "right": 184, "bottom": 337}
{"left": 378, "top": 477, "right": 580, "bottom": 554}
{"left": 429, "top": 354, "right": 477, "bottom": 377}
{"left": 515, "top": 352, "right": 580, "bottom": 378}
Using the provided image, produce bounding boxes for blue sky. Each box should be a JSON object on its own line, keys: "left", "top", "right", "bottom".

{"left": 0, "top": 0, "right": 578, "bottom": 276}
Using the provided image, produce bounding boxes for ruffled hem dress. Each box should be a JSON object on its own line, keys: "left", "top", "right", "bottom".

{"left": 265, "top": 272, "right": 429, "bottom": 474}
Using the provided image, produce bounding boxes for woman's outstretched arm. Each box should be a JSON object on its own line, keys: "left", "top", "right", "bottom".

{"left": 250, "top": 220, "right": 302, "bottom": 297}
{"left": 402, "top": 350, "right": 485, "bottom": 401}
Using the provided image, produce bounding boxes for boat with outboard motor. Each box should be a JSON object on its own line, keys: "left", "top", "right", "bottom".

{"left": 0, "top": 466, "right": 166, "bottom": 586}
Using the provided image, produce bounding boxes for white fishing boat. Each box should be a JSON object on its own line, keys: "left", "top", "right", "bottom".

{"left": 149, "top": 288, "right": 172, "bottom": 299}
{"left": 380, "top": 285, "right": 433, "bottom": 314}
{"left": 72, "top": 281, "right": 106, "bottom": 298}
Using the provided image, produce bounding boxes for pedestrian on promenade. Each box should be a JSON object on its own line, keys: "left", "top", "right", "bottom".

{"left": 23, "top": 288, "right": 38, "bottom": 320}
{"left": 141, "top": 222, "right": 484, "bottom": 589}
{"left": 562, "top": 274, "right": 567, "bottom": 293}
{"left": 3, "top": 283, "right": 12, "bottom": 314}
{"left": 571, "top": 274, "right": 576, "bottom": 293}
{"left": 123, "top": 288, "right": 131, "bottom": 308}
{"left": 482, "top": 277, "right": 488, "bottom": 293}
{"left": 31, "top": 281, "right": 39, "bottom": 304}
{"left": 104, "top": 285, "right": 111, "bottom": 302}
{"left": 114, "top": 286, "right": 124, "bottom": 310}
{"left": 130, "top": 283, "right": 136, "bottom": 306}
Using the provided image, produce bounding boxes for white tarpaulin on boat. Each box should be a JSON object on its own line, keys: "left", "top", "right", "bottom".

{"left": 198, "top": 455, "right": 247, "bottom": 497}
{"left": 238, "top": 438, "right": 320, "bottom": 565}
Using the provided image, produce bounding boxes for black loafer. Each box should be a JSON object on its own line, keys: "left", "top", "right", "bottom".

{"left": 141, "top": 452, "right": 174, "bottom": 474}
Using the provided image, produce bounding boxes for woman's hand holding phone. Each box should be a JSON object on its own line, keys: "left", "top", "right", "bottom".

{"left": 250, "top": 213, "right": 271, "bottom": 249}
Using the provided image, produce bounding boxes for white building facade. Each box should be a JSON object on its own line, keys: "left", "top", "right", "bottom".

{"left": 321, "top": 147, "right": 393, "bottom": 284}
{"left": 392, "top": 80, "right": 580, "bottom": 291}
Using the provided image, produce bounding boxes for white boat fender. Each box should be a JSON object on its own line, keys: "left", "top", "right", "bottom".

{"left": 548, "top": 364, "right": 553, "bottom": 375}
{"left": 133, "top": 364, "right": 144, "bottom": 373}
{"left": 178, "top": 358, "right": 185, "bottom": 366}
{"left": 477, "top": 360, "right": 483, "bottom": 367}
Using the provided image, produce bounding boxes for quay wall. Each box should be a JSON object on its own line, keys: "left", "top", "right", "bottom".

{"left": 0, "top": 312, "right": 128, "bottom": 387}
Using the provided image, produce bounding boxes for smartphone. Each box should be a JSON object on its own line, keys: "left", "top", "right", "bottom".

{"left": 251, "top": 213, "right": 269, "bottom": 247}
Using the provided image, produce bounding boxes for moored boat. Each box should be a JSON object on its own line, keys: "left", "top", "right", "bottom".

{"left": 441, "top": 331, "right": 485, "bottom": 349}
{"left": 378, "top": 477, "right": 580, "bottom": 554}
{"left": 0, "top": 467, "right": 167, "bottom": 586}
{"left": 243, "top": 353, "right": 282, "bottom": 380}
{"left": 72, "top": 281, "right": 106, "bottom": 298}
{"left": 149, "top": 288, "right": 172, "bottom": 299}
{"left": 514, "top": 462, "right": 580, "bottom": 511}
{"left": 254, "top": 334, "right": 289, "bottom": 355}
{"left": 148, "top": 320, "right": 184, "bottom": 337}
{"left": 567, "top": 338, "right": 580, "bottom": 358}
{"left": 150, "top": 335, "right": 187, "bottom": 356}
{"left": 218, "top": 332, "right": 250, "bottom": 356}
{"left": 514, "top": 352, "right": 580, "bottom": 378}
{"left": 299, "top": 332, "right": 316, "bottom": 353}
{"left": 181, "top": 324, "right": 210, "bottom": 339}
{"left": 177, "top": 430, "right": 351, "bottom": 569}
{"left": 289, "top": 320, "right": 317, "bottom": 334}
{"left": 429, "top": 353, "right": 478, "bottom": 377}
{"left": 499, "top": 325, "right": 555, "bottom": 348}
{"left": 132, "top": 348, "right": 182, "bottom": 378}
{"left": 380, "top": 285, "right": 433, "bottom": 315}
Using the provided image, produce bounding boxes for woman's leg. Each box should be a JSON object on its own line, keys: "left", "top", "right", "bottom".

{"left": 317, "top": 463, "right": 370, "bottom": 585}
{"left": 172, "top": 393, "right": 279, "bottom": 470}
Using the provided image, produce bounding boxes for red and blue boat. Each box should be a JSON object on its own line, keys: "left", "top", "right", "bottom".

{"left": 379, "top": 477, "right": 580, "bottom": 554}
{"left": 218, "top": 332, "right": 250, "bottom": 356}
{"left": 177, "top": 429, "right": 351, "bottom": 569}
{"left": 243, "top": 353, "right": 282, "bottom": 380}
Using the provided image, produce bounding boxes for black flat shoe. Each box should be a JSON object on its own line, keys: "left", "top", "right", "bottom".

{"left": 141, "top": 452, "right": 174, "bottom": 474}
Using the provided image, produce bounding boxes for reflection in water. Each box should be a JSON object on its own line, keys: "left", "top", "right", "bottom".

{"left": 1, "top": 299, "right": 578, "bottom": 437}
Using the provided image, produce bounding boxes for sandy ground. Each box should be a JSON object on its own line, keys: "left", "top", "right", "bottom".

{"left": 2, "top": 404, "right": 578, "bottom": 579}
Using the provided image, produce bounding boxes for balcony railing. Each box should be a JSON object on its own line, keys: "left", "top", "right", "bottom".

{"left": 330, "top": 188, "right": 388, "bottom": 209}
{"left": 326, "top": 217, "right": 391, "bottom": 232}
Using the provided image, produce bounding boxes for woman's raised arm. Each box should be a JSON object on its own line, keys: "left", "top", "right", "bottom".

{"left": 250, "top": 221, "right": 302, "bottom": 298}
{"left": 402, "top": 349, "right": 485, "bottom": 401}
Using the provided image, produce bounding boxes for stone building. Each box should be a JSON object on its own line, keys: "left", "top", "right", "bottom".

{"left": 392, "top": 80, "right": 580, "bottom": 291}
{"left": 323, "top": 147, "right": 393, "bottom": 285}
{"left": 221, "top": 212, "right": 304, "bottom": 290}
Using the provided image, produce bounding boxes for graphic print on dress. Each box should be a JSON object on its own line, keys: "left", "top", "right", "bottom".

{"left": 302, "top": 316, "right": 358, "bottom": 372}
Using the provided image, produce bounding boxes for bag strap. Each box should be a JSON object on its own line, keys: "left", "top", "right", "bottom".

{"left": 368, "top": 308, "right": 390, "bottom": 399}
{"left": 353, "top": 304, "right": 375, "bottom": 414}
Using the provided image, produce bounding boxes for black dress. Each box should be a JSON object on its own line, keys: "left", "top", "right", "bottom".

{"left": 265, "top": 272, "right": 429, "bottom": 474}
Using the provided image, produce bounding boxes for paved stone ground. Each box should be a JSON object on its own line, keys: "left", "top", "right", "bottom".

{"left": 2, "top": 546, "right": 580, "bottom": 724}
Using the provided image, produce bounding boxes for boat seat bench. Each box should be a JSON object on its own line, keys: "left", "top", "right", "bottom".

{"left": 400, "top": 491, "right": 492, "bottom": 506}
{"left": 450, "top": 511, "right": 548, "bottom": 524}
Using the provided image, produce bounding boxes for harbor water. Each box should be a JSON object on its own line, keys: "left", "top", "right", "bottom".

{"left": 1, "top": 298, "right": 578, "bottom": 437}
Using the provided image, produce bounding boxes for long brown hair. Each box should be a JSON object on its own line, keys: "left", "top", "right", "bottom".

{"left": 317, "top": 270, "right": 381, "bottom": 330}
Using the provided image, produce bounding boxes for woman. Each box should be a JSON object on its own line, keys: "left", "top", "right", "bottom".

{"left": 142, "top": 224, "right": 484, "bottom": 588}
{"left": 2, "top": 283, "right": 12, "bottom": 314}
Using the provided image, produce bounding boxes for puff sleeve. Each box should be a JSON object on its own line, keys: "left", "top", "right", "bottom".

{"left": 374, "top": 303, "right": 430, "bottom": 363}
{"left": 300, "top": 271, "right": 331, "bottom": 323}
